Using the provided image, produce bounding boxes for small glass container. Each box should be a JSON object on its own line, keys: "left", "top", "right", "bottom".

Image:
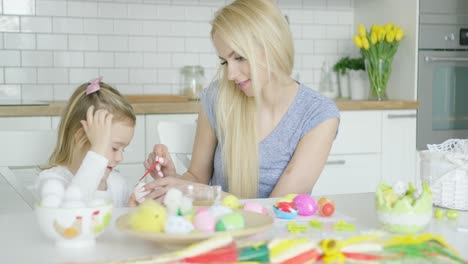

{"left": 180, "top": 65, "right": 205, "bottom": 100}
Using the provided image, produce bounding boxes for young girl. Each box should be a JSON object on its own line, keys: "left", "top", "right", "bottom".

{"left": 35, "top": 77, "right": 137, "bottom": 207}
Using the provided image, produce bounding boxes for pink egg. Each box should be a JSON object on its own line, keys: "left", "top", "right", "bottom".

{"left": 243, "top": 202, "right": 268, "bottom": 215}
{"left": 293, "top": 194, "right": 317, "bottom": 216}
{"left": 193, "top": 210, "right": 215, "bottom": 232}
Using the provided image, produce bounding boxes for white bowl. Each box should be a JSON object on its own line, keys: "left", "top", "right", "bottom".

{"left": 35, "top": 202, "right": 113, "bottom": 248}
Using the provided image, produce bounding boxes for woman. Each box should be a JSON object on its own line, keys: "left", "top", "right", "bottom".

{"left": 143, "top": 0, "right": 340, "bottom": 199}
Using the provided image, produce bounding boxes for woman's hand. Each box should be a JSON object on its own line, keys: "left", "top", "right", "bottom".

{"left": 80, "top": 105, "right": 113, "bottom": 156}
{"left": 144, "top": 144, "right": 177, "bottom": 179}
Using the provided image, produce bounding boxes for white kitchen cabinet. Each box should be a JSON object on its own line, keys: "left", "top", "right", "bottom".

{"left": 380, "top": 109, "right": 417, "bottom": 184}
{"left": 314, "top": 109, "right": 417, "bottom": 196}
{"left": 330, "top": 111, "right": 381, "bottom": 154}
{"left": 314, "top": 111, "right": 382, "bottom": 195}
{"left": 312, "top": 154, "right": 380, "bottom": 195}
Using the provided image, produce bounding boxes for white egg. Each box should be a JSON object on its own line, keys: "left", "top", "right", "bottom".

{"left": 41, "top": 194, "right": 62, "bottom": 208}
{"left": 62, "top": 200, "right": 86, "bottom": 208}
{"left": 164, "top": 215, "right": 194, "bottom": 234}
{"left": 209, "top": 204, "right": 233, "bottom": 220}
{"left": 64, "top": 185, "right": 83, "bottom": 202}
{"left": 392, "top": 181, "right": 407, "bottom": 197}
{"left": 41, "top": 179, "right": 65, "bottom": 200}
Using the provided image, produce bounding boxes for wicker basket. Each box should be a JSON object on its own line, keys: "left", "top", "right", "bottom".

{"left": 420, "top": 139, "right": 468, "bottom": 210}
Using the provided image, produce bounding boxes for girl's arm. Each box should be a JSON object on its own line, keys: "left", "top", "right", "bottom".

{"left": 269, "top": 117, "right": 339, "bottom": 197}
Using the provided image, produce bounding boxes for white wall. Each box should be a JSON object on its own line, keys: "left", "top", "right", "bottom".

{"left": 0, "top": 0, "right": 354, "bottom": 102}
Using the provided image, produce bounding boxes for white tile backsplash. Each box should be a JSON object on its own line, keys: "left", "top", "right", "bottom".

{"left": 21, "top": 51, "right": 54, "bottom": 67}
{"left": 52, "top": 18, "right": 83, "bottom": 34}
{"left": 0, "top": 0, "right": 354, "bottom": 100}
{"left": 84, "top": 52, "right": 114, "bottom": 67}
{"left": 22, "top": 84, "right": 53, "bottom": 101}
{"left": 20, "top": 16, "right": 52, "bottom": 33}
{"left": 115, "top": 53, "right": 143, "bottom": 67}
{"left": 3, "top": 0, "right": 35, "bottom": 16}
{"left": 0, "top": 16, "right": 20, "bottom": 32}
{"left": 67, "top": 1, "right": 98, "bottom": 18}
{"left": 99, "top": 68, "right": 129, "bottom": 84}
{"left": 54, "top": 51, "right": 84, "bottom": 67}
{"left": 37, "top": 68, "right": 68, "bottom": 84}
{"left": 68, "top": 35, "right": 98, "bottom": 51}
{"left": 4, "top": 33, "right": 36, "bottom": 49}
{"left": 5, "top": 68, "right": 36, "bottom": 84}
{"left": 36, "top": 1, "right": 67, "bottom": 16}
{"left": 98, "top": 3, "right": 128, "bottom": 18}
{"left": 0, "top": 50, "right": 21, "bottom": 66}
{"left": 129, "top": 37, "right": 157, "bottom": 52}
{"left": 0, "top": 85, "right": 21, "bottom": 100}
{"left": 37, "top": 34, "right": 67, "bottom": 50}
{"left": 69, "top": 68, "right": 99, "bottom": 84}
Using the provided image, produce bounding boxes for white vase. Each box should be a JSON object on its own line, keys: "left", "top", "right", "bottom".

{"left": 349, "top": 70, "right": 369, "bottom": 100}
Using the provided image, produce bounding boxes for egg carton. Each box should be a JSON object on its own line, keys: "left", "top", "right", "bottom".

{"left": 420, "top": 139, "right": 468, "bottom": 210}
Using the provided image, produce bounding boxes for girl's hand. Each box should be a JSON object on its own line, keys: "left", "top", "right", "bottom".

{"left": 80, "top": 105, "right": 113, "bottom": 156}
{"left": 144, "top": 144, "right": 177, "bottom": 179}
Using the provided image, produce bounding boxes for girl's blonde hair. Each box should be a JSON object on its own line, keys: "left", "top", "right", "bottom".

{"left": 211, "top": 0, "right": 294, "bottom": 198}
{"left": 47, "top": 82, "right": 136, "bottom": 168}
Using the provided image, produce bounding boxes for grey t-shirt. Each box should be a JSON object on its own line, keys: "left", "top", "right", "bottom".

{"left": 199, "top": 82, "right": 340, "bottom": 198}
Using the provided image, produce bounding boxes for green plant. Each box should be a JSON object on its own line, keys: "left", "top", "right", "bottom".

{"left": 333, "top": 57, "right": 365, "bottom": 75}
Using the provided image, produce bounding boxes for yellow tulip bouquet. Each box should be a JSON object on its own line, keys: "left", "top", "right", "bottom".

{"left": 353, "top": 23, "right": 405, "bottom": 100}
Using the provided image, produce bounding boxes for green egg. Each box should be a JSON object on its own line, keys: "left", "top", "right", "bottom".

{"left": 215, "top": 212, "right": 245, "bottom": 231}
{"left": 446, "top": 209, "right": 460, "bottom": 220}
{"left": 434, "top": 208, "right": 445, "bottom": 219}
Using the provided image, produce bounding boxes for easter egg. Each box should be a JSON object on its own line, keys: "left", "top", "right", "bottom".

{"left": 293, "top": 194, "right": 317, "bottom": 216}
{"left": 272, "top": 201, "right": 297, "bottom": 219}
{"left": 222, "top": 195, "right": 240, "bottom": 209}
{"left": 41, "top": 194, "right": 62, "bottom": 208}
{"left": 193, "top": 209, "right": 216, "bottom": 232}
{"left": 434, "top": 208, "right": 445, "bottom": 219}
{"left": 41, "top": 179, "right": 65, "bottom": 199}
{"left": 64, "top": 185, "right": 83, "bottom": 201}
{"left": 446, "top": 209, "right": 460, "bottom": 220}
{"left": 243, "top": 202, "right": 268, "bottom": 215}
{"left": 129, "top": 200, "right": 167, "bottom": 233}
{"left": 215, "top": 212, "right": 245, "bottom": 231}
{"left": 164, "top": 215, "right": 194, "bottom": 234}
{"left": 317, "top": 197, "right": 335, "bottom": 217}
{"left": 209, "top": 205, "right": 233, "bottom": 220}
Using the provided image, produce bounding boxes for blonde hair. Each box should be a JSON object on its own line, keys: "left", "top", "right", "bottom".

{"left": 211, "top": 0, "right": 294, "bottom": 198}
{"left": 47, "top": 82, "right": 136, "bottom": 168}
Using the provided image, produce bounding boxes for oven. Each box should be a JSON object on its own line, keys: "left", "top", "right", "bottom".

{"left": 416, "top": 0, "right": 468, "bottom": 150}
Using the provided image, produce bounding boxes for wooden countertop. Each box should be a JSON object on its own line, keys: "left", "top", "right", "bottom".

{"left": 0, "top": 100, "right": 418, "bottom": 117}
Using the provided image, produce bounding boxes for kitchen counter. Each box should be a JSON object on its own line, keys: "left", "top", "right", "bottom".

{"left": 0, "top": 100, "right": 418, "bottom": 117}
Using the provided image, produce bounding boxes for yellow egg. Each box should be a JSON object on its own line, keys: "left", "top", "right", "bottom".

{"left": 222, "top": 195, "right": 240, "bottom": 209}
{"left": 282, "top": 193, "right": 298, "bottom": 201}
{"left": 129, "top": 200, "right": 167, "bottom": 232}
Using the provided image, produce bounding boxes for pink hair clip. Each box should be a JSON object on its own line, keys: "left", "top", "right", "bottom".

{"left": 86, "top": 76, "right": 103, "bottom": 95}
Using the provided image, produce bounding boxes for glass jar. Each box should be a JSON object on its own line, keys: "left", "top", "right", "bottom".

{"left": 180, "top": 65, "right": 204, "bottom": 100}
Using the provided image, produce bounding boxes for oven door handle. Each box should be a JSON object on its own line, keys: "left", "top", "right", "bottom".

{"left": 425, "top": 56, "right": 468, "bottom": 62}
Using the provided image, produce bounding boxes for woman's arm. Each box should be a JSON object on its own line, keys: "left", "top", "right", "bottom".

{"left": 269, "top": 117, "right": 339, "bottom": 197}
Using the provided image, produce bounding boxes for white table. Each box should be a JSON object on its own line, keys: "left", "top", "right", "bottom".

{"left": 1, "top": 193, "right": 467, "bottom": 263}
